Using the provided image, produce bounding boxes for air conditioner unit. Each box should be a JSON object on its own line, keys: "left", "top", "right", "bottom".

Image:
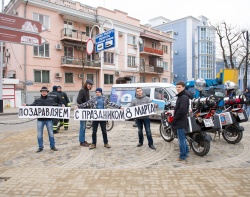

{"left": 55, "top": 44, "right": 62, "bottom": 50}
{"left": 115, "top": 71, "right": 120, "bottom": 76}
{"left": 55, "top": 72, "right": 62, "bottom": 78}
{"left": 134, "top": 45, "right": 138, "bottom": 49}
{"left": 78, "top": 73, "right": 84, "bottom": 79}
{"left": 118, "top": 31, "right": 123, "bottom": 36}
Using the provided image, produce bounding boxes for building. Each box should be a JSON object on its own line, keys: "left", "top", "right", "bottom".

{"left": 3, "top": 0, "right": 173, "bottom": 105}
{"left": 148, "top": 15, "right": 216, "bottom": 83}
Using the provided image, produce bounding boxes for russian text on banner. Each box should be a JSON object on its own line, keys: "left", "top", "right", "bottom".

{"left": 18, "top": 106, "right": 71, "bottom": 119}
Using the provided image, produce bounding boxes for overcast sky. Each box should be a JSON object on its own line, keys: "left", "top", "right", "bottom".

{"left": 78, "top": 0, "right": 250, "bottom": 29}
{"left": 1, "top": 0, "right": 249, "bottom": 29}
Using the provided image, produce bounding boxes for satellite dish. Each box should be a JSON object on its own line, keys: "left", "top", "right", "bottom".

{"left": 138, "top": 38, "right": 143, "bottom": 44}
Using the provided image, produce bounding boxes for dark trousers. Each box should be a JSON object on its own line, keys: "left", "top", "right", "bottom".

{"left": 92, "top": 121, "right": 108, "bottom": 145}
{"left": 59, "top": 119, "right": 69, "bottom": 129}
{"left": 52, "top": 118, "right": 59, "bottom": 132}
{"left": 136, "top": 118, "right": 154, "bottom": 146}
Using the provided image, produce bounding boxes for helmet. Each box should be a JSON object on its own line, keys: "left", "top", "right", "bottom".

{"left": 224, "top": 81, "right": 236, "bottom": 90}
{"left": 194, "top": 78, "right": 206, "bottom": 91}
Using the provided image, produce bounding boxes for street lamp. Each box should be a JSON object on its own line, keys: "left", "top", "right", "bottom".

{"left": 242, "top": 29, "right": 249, "bottom": 90}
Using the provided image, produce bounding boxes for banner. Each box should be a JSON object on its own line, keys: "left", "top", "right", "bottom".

{"left": 18, "top": 106, "right": 70, "bottom": 119}
{"left": 74, "top": 103, "right": 156, "bottom": 120}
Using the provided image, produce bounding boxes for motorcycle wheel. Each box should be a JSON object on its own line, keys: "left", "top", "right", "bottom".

{"left": 222, "top": 125, "right": 243, "bottom": 144}
{"left": 190, "top": 132, "right": 210, "bottom": 156}
{"left": 159, "top": 124, "right": 175, "bottom": 142}
{"left": 86, "top": 121, "right": 92, "bottom": 129}
{"left": 106, "top": 120, "right": 114, "bottom": 131}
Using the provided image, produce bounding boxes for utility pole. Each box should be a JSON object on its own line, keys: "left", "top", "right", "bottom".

{"left": 0, "top": 0, "right": 4, "bottom": 113}
{"left": 244, "top": 30, "right": 249, "bottom": 90}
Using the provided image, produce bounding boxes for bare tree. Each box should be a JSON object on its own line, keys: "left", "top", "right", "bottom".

{"left": 213, "top": 22, "right": 248, "bottom": 69}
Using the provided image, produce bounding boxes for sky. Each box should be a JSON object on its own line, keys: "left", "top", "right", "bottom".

{"left": 1, "top": 0, "right": 249, "bottom": 29}
{"left": 77, "top": 0, "right": 250, "bottom": 29}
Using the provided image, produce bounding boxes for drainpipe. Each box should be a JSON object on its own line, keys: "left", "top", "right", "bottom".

{"left": 23, "top": 0, "right": 28, "bottom": 103}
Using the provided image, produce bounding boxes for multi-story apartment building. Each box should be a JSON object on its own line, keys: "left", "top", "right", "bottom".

{"left": 2, "top": 0, "right": 173, "bottom": 106}
{"left": 148, "top": 15, "right": 216, "bottom": 83}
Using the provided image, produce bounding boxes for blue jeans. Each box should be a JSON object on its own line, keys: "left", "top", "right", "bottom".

{"left": 136, "top": 118, "right": 153, "bottom": 146}
{"left": 177, "top": 128, "right": 189, "bottom": 160}
{"left": 37, "top": 119, "right": 55, "bottom": 148}
{"left": 79, "top": 120, "right": 86, "bottom": 143}
{"left": 246, "top": 106, "right": 250, "bottom": 118}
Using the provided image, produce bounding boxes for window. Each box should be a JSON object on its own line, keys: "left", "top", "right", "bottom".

{"left": 127, "top": 76, "right": 136, "bottom": 83}
{"left": 127, "top": 35, "right": 136, "bottom": 45}
{"left": 65, "top": 72, "right": 73, "bottom": 83}
{"left": 162, "top": 78, "right": 168, "bottom": 83}
{"left": 104, "top": 74, "right": 114, "bottom": 84}
{"left": 152, "top": 42, "right": 157, "bottom": 49}
{"left": 140, "top": 76, "right": 145, "bottom": 83}
{"left": 163, "top": 62, "right": 168, "bottom": 70}
{"left": 104, "top": 52, "right": 114, "bottom": 64}
{"left": 33, "top": 13, "right": 50, "bottom": 29}
{"left": 156, "top": 59, "right": 163, "bottom": 67}
{"left": 154, "top": 88, "right": 170, "bottom": 100}
{"left": 64, "top": 21, "right": 73, "bottom": 37}
{"left": 33, "top": 44, "right": 50, "bottom": 57}
{"left": 86, "top": 26, "right": 92, "bottom": 37}
{"left": 34, "top": 70, "right": 49, "bottom": 83}
{"left": 162, "top": 45, "right": 168, "bottom": 53}
{"left": 128, "top": 56, "right": 136, "bottom": 67}
{"left": 152, "top": 77, "right": 157, "bottom": 82}
{"left": 87, "top": 74, "right": 94, "bottom": 83}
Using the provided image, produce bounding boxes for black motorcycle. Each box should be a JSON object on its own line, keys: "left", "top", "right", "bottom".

{"left": 159, "top": 99, "right": 218, "bottom": 156}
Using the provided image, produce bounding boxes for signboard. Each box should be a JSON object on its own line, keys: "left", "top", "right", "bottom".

{"left": 0, "top": 13, "right": 46, "bottom": 33}
{"left": 95, "top": 28, "right": 115, "bottom": 52}
{"left": 0, "top": 27, "right": 46, "bottom": 46}
{"left": 86, "top": 38, "right": 94, "bottom": 55}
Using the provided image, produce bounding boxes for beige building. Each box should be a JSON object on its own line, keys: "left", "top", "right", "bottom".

{"left": 3, "top": 0, "right": 174, "bottom": 105}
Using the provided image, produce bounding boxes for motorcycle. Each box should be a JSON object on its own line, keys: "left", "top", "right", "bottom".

{"left": 159, "top": 99, "right": 216, "bottom": 156}
{"left": 214, "top": 95, "right": 248, "bottom": 144}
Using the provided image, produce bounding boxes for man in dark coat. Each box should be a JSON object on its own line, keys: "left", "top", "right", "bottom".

{"left": 172, "top": 81, "right": 191, "bottom": 162}
{"left": 57, "top": 86, "right": 70, "bottom": 130}
{"left": 77, "top": 79, "right": 93, "bottom": 147}
{"left": 48, "top": 85, "right": 63, "bottom": 133}
{"left": 23, "top": 86, "right": 58, "bottom": 153}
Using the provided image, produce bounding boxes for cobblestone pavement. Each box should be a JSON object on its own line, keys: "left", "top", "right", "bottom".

{"left": 0, "top": 113, "right": 250, "bottom": 196}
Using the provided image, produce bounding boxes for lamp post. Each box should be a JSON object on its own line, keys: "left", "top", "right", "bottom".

{"left": 242, "top": 29, "right": 249, "bottom": 90}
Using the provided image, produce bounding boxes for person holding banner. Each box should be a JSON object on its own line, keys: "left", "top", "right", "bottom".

{"left": 76, "top": 87, "right": 122, "bottom": 149}
{"left": 22, "top": 86, "right": 58, "bottom": 153}
{"left": 172, "top": 81, "right": 191, "bottom": 162}
{"left": 130, "top": 87, "right": 157, "bottom": 150}
{"left": 77, "top": 79, "right": 94, "bottom": 147}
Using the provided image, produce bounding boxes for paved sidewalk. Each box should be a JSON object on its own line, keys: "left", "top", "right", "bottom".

{"left": 0, "top": 113, "right": 250, "bottom": 196}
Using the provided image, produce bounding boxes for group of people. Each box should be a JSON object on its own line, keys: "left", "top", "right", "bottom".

{"left": 24, "top": 79, "right": 191, "bottom": 164}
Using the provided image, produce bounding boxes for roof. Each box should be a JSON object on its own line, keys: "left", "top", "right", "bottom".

{"left": 112, "top": 83, "right": 175, "bottom": 88}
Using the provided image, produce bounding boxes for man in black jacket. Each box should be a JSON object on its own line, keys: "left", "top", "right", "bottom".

{"left": 57, "top": 86, "right": 70, "bottom": 130}
{"left": 48, "top": 86, "right": 63, "bottom": 134}
{"left": 172, "top": 81, "right": 191, "bottom": 162}
{"left": 77, "top": 79, "right": 93, "bottom": 147}
{"left": 23, "top": 86, "right": 58, "bottom": 153}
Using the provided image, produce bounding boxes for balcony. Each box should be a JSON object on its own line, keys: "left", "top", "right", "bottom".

{"left": 140, "top": 65, "right": 164, "bottom": 74}
{"left": 61, "top": 56, "right": 101, "bottom": 69}
{"left": 60, "top": 28, "right": 89, "bottom": 43}
{"left": 140, "top": 46, "right": 163, "bottom": 56}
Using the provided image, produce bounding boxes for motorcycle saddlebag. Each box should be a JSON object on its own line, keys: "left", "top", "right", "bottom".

{"left": 187, "top": 117, "right": 201, "bottom": 132}
{"left": 235, "top": 110, "right": 248, "bottom": 123}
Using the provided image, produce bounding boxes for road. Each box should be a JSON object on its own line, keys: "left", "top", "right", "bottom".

{"left": 0, "top": 115, "right": 250, "bottom": 196}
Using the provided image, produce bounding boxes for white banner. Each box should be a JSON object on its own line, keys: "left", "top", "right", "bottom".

{"left": 74, "top": 103, "right": 156, "bottom": 120}
{"left": 18, "top": 106, "right": 71, "bottom": 119}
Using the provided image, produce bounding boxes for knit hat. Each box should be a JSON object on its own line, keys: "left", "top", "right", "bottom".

{"left": 95, "top": 87, "right": 102, "bottom": 94}
{"left": 52, "top": 86, "right": 58, "bottom": 91}
{"left": 40, "top": 86, "right": 49, "bottom": 92}
{"left": 86, "top": 79, "right": 93, "bottom": 85}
